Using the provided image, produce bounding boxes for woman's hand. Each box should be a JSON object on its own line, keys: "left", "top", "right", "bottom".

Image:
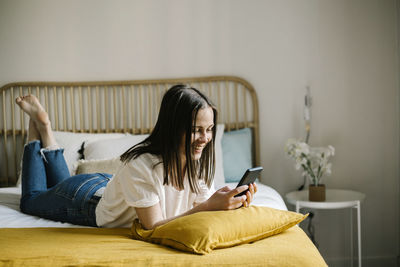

{"left": 243, "top": 183, "right": 257, "bottom": 207}
{"left": 205, "top": 183, "right": 258, "bottom": 210}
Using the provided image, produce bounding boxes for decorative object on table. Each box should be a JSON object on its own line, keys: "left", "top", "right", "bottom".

{"left": 308, "top": 184, "right": 326, "bottom": 202}
{"left": 285, "top": 139, "right": 335, "bottom": 201}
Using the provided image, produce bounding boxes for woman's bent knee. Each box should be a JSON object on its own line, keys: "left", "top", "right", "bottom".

{"left": 20, "top": 196, "right": 30, "bottom": 214}
{"left": 20, "top": 194, "right": 38, "bottom": 215}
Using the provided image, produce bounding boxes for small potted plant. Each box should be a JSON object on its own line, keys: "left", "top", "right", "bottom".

{"left": 285, "top": 139, "right": 335, "bottom": 201}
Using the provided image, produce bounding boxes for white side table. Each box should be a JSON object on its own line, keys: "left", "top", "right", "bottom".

{"left": 285, "top": 189, "right": 365, "bottom": 267}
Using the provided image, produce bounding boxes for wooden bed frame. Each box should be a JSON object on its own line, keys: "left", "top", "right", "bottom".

{"left": 0, "top": 76, "right": 259, "bottom": 187}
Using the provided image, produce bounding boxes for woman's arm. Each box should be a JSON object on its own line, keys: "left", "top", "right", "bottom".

{"left": 135, "top": 183, "right": 257, "bottom": 230}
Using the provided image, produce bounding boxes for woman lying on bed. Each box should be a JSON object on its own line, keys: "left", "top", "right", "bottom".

{"left": 16, "top": 85, "right": 257, "bottom": 229}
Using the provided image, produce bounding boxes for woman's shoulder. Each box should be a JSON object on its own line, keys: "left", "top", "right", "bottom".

{"left": 114, "top": 152, "right": 162, "bottom": 183}
{"left": 124, "top": 152, "right": 162, "bottom": 171}
{"left": 131, "top": 152, "right": 160, "bottom": 164}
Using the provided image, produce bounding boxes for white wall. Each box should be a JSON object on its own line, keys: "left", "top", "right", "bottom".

{"left": 0, "top": 0, "right": 398, "bottom": 265}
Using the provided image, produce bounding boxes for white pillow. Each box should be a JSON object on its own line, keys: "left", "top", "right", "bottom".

{"left": 83, "top": 134, "right": 149, "bottom": 160}
{"left": 16, "top": 131, "right": 128, "bottom": 187}
{"left": 53, "top": 131, "right": 128, "bottom": 174}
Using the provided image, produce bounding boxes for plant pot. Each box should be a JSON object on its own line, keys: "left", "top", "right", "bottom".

{"left": 309, "top": 184, "right": 326, "bottom": 202}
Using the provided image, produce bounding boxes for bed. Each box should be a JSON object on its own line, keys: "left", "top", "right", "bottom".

{"left": 0, "top": 76, "right": 326, "bottom": 266}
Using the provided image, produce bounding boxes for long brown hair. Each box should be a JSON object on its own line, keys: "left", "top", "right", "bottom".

{"left": 120, "top": 85, "right": 217, "bottom": 193}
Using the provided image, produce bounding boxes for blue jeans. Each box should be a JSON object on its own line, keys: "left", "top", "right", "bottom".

{"left": 20, "top": 141, "right": 111, "bottom": 227}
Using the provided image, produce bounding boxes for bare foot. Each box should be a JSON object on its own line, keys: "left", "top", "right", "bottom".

{"left": 16, "top": 95, "right": 57, "bottom": 148}
{"left": 15, "top": 95, "right": 50, "bottom": 129}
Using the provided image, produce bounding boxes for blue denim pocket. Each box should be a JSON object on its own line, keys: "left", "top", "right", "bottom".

{"left": 54, "top": 173, "right": 111, "bottom": 201}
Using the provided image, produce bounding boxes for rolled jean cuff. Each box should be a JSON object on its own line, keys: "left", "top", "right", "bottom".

{"left": 40, "top": 147, "right": 64, "bottom": 163}
{"left": 25, "top": 140, "right": 60, "bottom": 151}
{"left": 25, "top": 140, "right": 41, "bottom": 147}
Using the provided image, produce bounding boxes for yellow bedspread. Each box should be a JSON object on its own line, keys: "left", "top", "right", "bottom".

{"left": 0, "top": 226, "right": 326, "bottom": 266}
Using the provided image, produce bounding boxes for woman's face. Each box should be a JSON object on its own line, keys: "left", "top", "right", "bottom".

{"left": 180, "top": 106, "right": 214, "bottom": 162}
{"left": 191, "top": 107, "right": 214, "bottom": 160}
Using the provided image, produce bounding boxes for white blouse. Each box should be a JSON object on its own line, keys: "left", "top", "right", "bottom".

{"left": 95, "top": 153, "right": 213, "bottom": 228}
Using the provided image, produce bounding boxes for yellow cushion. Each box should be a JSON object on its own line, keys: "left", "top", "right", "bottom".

{"left": 131, "top": 205, "right": 308, "bottom": 254}
{"left": 75, "top": 158, "right": 122, "bottom": 175}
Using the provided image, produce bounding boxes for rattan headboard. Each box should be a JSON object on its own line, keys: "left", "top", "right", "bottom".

{"left": 0, "top": 76, "right": 259, "bottom": 187}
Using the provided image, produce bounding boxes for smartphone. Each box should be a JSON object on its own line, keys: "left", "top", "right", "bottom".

{"left": 235, "top": 166, "right": 263, "bottom": 197}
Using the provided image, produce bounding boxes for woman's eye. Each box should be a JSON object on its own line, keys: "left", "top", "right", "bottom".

{"left": 192, "top": 127, "right": 213, "bottom": 134}
{"left": 192, "top": 128, "right": 201, "bottom": 133}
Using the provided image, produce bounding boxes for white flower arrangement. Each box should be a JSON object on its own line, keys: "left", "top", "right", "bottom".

{"left": 285, "top": 139, "right": 335, "bottom": 186}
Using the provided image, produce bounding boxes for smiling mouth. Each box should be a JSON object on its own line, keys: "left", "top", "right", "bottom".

{"left": 193, "top": 145, "right": 205, "bottom": 153}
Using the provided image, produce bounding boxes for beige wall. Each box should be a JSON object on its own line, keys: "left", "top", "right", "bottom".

{"left": 0, "top": 0, "right": 398, "bottom": 265}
